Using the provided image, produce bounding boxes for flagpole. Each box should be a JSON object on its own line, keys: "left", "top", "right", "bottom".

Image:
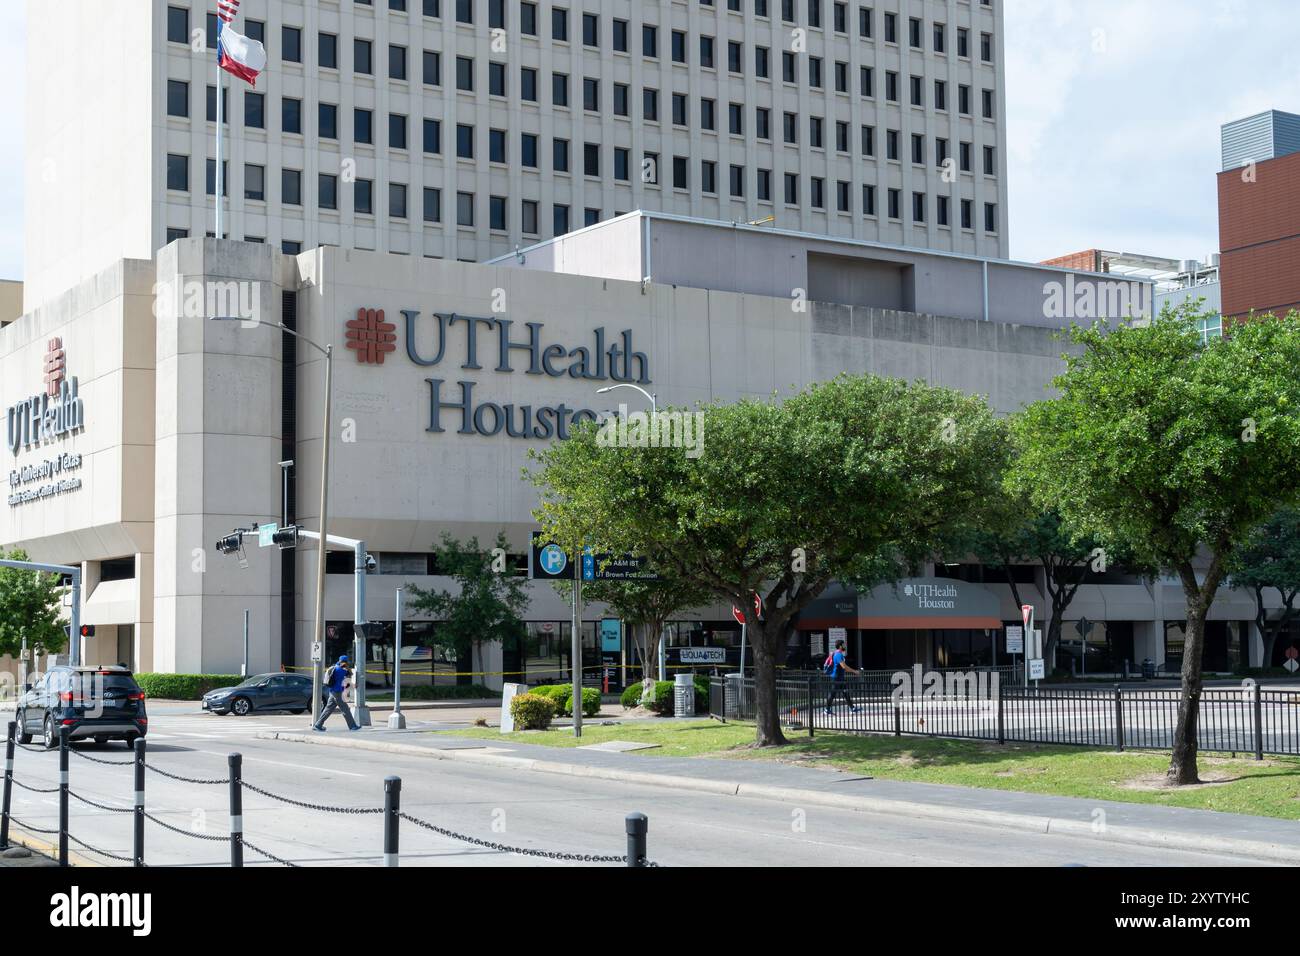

{"left": 215, "top": 15, "right": 222, "bottom": 240}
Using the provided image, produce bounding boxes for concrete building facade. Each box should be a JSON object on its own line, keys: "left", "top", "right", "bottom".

{"left": 5, "top": 216, "right": 1281, "bottom": 687}
{"left": 24, "top": 0, "right": 1010, "bottom": 312}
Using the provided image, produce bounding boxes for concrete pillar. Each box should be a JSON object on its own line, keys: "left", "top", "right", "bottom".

{"left": 152, "top": 239, "right": 287, "bottom": 675}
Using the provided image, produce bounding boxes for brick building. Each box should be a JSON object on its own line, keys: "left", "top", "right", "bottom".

{"left": 1217, "top": 110, "right": 1300, "bottom": 321}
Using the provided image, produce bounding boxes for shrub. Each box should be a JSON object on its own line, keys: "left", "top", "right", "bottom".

{"left": 134, "top": 673, "right": 243, "bottom": 700}
{"left": 527, "top": 685, "right": 571, "bottom": 712}
{"left": 620, "top": 682, "right": 645, "bottom": 708}
{"left": 647, "top": 680, "right": 676, "bottom": 715}
{"left": 564, "top": 687, "right": 601, "bottom": 718}
{"left": 510, "top": 693, "right": 556, "bottom": 730}
{"left": 638, "top": 677, "right": 712, "bottom": 716}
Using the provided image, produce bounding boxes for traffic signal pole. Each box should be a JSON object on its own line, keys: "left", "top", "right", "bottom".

{"left": 0, "top": 560, "right": 81, "bottom": 666}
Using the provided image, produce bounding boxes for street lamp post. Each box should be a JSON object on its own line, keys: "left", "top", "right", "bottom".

{"left": 596, "top": 382, "right": 657, "bottom": 416}
{"left": 210, "top": 316, "right": 334, "bottom": 725}
{"left": 594, "top": 384, "right": 663, "bottom": 683}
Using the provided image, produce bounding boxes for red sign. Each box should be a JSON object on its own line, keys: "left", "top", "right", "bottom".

{"left": 346, "top": 308, "right": 398, "bottom": 364}
{"left": 44, "top": 338, "right": 66, "bottom": 397}
{"left": 1286, "top": 647, "right": 1298, "bottom": 661}
{"left": 732, "top": 592, "right": 763, "bottom": 625}
{"left": 1021, "top": 604, "right": 1034, "bottom": 630}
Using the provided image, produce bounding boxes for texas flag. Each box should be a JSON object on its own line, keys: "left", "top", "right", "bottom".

{"left": 215, "top": 1, "right": 266, "bottom": 87}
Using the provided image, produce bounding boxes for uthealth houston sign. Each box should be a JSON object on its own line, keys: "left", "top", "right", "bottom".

{"left": 362, "top": 308, "right": 652, "bottom": 440}
{"left": 6, "top": 338, "right": 86, "bottom": 457}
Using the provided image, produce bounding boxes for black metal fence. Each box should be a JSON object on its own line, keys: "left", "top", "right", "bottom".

{"left": 710, "top": 674, "right": 1300, "bottom": 757}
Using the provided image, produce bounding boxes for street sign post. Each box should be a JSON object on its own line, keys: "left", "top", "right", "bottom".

{"left": 1285, "top": 646, "right": 1299, "bottom": 674}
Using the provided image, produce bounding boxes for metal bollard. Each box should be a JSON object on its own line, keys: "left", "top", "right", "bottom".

{"left": 383, "top": 776, "right": 401, "bottom": 867}
{"left": 1253, "top": 681, "right": 1263, "bottom": 764}
{"left": 133, "top": 737, "right": 146, "bottom": 867}
{"left": 625, "top": 812, "right": 648, "bottom": 867}
{"left": 59, "top": 727, "right": 69, "bottom": 866}
{"left": 228, "top": 753, "right": 243, "bottom": 868}
{"left": 2, "top": 721, "right": 14, "bottom": 850}
{"left": 1114, "top": 684, "right": 1125, "bottom": 752}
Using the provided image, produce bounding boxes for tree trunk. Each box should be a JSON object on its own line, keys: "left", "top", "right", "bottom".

{"left": 1169, "top": 572, "right": 1210, "bottom": 785}
{"left": 750, "top": 620, "right": 787, "bottom": 747}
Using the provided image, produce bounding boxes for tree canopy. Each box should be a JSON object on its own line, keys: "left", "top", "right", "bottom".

{"left": 0, "top": 549, "right": 69, "bottom": 660}
{"left": 530, "top": 372, "right": 1011, "bottom": 744}
{"left": 1009, "top": 305, "right": 1300, "bottom": 782}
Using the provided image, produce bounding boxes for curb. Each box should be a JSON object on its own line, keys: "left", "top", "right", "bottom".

{"left": 258, "top": 731, "right": 1300, "bottom": 864}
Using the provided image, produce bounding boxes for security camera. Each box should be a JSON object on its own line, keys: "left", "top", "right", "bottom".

{"left": 365, "top": 554, "right": 378, "bottom": 573}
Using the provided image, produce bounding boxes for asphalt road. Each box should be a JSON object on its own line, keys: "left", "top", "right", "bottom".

{"left": 1, "top": 703, "right": 1280, "bottom": 867}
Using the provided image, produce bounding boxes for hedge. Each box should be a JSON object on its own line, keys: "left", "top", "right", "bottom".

{"left": 529, "top": 684, "right": 599, "bottom": 717}
{"left": 510, "top": 693, "right": 556, "bottom": 730}
{"left": 134, "top": 673, "right": 244, "bottom": 700}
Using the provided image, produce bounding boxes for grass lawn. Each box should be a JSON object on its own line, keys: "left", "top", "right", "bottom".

{"left": 436, "top": 720, "right": 1300, "bottom": 819}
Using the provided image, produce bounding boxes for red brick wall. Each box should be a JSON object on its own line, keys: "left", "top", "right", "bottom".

{"left": 1218, "top": 150, "right": 1300, "bottom": 318}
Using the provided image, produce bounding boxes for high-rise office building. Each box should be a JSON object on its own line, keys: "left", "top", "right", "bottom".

{"left": 23, "top": 0, "right": 1009, "bottom": 310}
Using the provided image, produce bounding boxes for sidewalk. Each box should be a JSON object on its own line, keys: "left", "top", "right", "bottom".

{"left": 259, "top": 724, "right": 1300, "bottom": 863}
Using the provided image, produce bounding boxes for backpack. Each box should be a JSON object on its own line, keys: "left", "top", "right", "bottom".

{"left": 324, "top": 665, "right": 337, "bottom": 689}
{"left": 822, "top": 653, "right": 836, "bottom": 676}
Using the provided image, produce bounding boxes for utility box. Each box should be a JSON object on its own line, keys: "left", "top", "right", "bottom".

{"left": 674, "top": 672, "right": 695, "bottom": 717}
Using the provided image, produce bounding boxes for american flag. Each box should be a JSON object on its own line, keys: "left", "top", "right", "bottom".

{"left": 217, "top": 0, "right": 241, "bottom": 23}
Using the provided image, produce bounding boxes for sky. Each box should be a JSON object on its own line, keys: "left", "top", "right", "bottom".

{"left": 0, "top": 0, "right": 1297, "bottom": 281}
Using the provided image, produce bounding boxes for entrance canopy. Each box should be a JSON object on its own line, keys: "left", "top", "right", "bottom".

{"left": 796, "top": 577, "right": 1003, "bottom": 630}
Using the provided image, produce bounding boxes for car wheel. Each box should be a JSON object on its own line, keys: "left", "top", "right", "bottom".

{"left": 15, "top": 710, "right": 32, "bottom": 745}
{"left": 123, "top": 735, "right": 138, "bottom": 750}
{"left": 231, "top": 697, "right": 252, "bottom": 716}
{"left": 289, "top": 708, "right": 306, "bottom": 715}
{"left": 94, "top": 736, "right": 108, "bottom": 747}
{"left": 42, "top": 715, "right": 58, "bottom": 750}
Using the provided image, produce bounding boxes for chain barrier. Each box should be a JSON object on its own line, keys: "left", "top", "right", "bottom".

{"left": 146, "top": 764, "right": 228, "bottom": 786}
{"left": 239, "top": 836, "right": 300, "bottom": 868}
{"left": 397, "top": 811, "right": 630, "bottom": 864}
{"left": 240, "top": 779, "right": 383, "bottom": 814}
{"left": 15, "top": 742, "right": 48, "bottom": 753}
{"left": 6, "top": 814, "right": 59, "bottom": 835}
{"left": 144, "top": 811, "right": 233, "bottom": 843}
{"left": 67, "top": 832, "right": 136, "bottom": 864}
{"left": 68, "top": 748, "right": 134, "bottom": 766}
{"left": 68, "top": 790, "right": 134, "bottom": 813}
{"left": 10, "top": 778, "right": 59, "bottom": 794}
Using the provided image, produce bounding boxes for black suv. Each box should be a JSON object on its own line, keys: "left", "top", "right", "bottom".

{"left": 14, "top": 665, "right": 149, "bottom": 749}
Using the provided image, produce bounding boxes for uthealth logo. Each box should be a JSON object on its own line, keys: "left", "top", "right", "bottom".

{"left": 346, "top": 308, "right": 398, "bottom": 364}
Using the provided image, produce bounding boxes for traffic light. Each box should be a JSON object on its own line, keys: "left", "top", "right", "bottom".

{"left": 271, "top": 525, "right": 299, "bottom": 549}
{"left": 79, "top": 625, "right": 95, "bottom": 638}
{"left": 215, "top": 533, "right": 243, "bottom": 555}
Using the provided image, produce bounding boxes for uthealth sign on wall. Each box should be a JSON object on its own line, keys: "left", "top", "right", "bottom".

{"left": 6, "top": 338, "right": 86, "bottom": 456}
{"left": 347, "top": 307, "right": 652, "bottom": 440}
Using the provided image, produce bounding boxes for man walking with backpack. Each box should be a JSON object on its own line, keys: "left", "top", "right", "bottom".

{"left": 824, "top": 640, "right": 860, "bottom": 715}
{"left": 314, "top": 654, "right": 361, "bottom": 732}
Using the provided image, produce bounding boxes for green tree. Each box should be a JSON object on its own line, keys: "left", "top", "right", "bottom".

{"left": 406, "top": 533, "right": 529, "bottom": 686}
{"left": 956, "top": 500, "right": 1112, "bottom": 671}
{"left": 553, "top": 575, "right": 714, "bottom": 700}
{"left": 0, "top": 549, "right": 69, "bottom": 659}
{"left": 1009, "top": 304, "right": 1300, "bottom": 784}
{"left": 530, "top": 373, "right": 1010, "bottom": 746}
{"left": 1228, "top": 507, "right": 1300, "bottom": 670}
